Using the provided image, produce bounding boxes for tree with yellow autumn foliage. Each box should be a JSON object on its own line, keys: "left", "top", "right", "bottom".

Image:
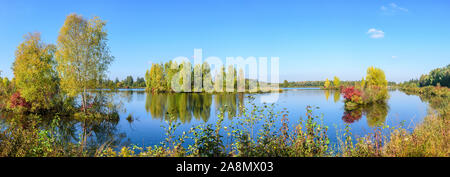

{"left": 333, "top": 76, "right": 340, "bottom": 88}
{"left": 365, "top": 66, "right": 388, "bottom": 88}
{"left": 55, "top": 14, "right": 114, "bottom": 113}
{"left": 12, "top": 32, "right": 58, "bottom": 111}
{"left": 324, "top": 78, "right": 331, "bottom": 88}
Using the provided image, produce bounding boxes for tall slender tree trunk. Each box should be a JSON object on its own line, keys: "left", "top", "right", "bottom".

{"left": 82, "top": 87, "right": 87, "bottom": 114}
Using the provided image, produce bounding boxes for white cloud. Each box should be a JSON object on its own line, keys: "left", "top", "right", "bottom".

{"left": 389, "top": 3, "right": 398, "bottom": 8}
{"left": 381, "top": 3, "right": 408, "bottom": 13}
{"left": 392, "top": 56, "right": 398, "bottom": 59}
{"left": 367, "top": 28, "right": 385, "bottom": 39}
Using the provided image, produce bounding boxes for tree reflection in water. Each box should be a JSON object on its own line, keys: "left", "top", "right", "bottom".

{"left": 414, "top": 93, "right": 449, "bottom": 118}
{"left": 333, "top": 90, "right": 341, "bottom": 103}
{"left": 364, "top": 103, "right": 389, "bottom": 127}
{"left": 325, "top": 90, "right": 330, "bottom": 101}
{"left": 341, "top": 103, "right": 389, "bottom": 127}
{"left": 0, "top": 110, "right": 129, "bottom": 151}
{"left": 331, "top": 87, "right": 390, "bottom": 127}
{"left": 145, "top": 93, "right": 245, "bottom": 123}
{"left": 342, "top": 107, "right": 363, "bottom": 124}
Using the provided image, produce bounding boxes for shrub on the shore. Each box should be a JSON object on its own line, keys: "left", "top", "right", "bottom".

{"left": 401, "top": 85, "right": 450, "bottom": 97}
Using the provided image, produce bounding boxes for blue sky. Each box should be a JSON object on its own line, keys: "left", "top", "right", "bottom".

{"left": 0, "top": 0, "right": 449, "bottom": 82}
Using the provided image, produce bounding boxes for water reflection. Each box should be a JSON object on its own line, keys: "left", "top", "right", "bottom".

{"left": 0, "top": 111, "right": 129, "bottom": 150}
{"left": 325, "top": 90, "right": 330, "bottom": 101}
{"left": 144, "top": 93, "right": 245, "bottom": 123}
{"left": 342, "top": 107, "right": 363, "bottom": 124}
{"left": 338, "top": 101, "right": 389, "bottom": 127}
{"left": 333, "top": 91, "right": 341, "bottom": 103}
{"left": 410, "top": 92, "right": 449, "bottom": 117}
{"left": 0, "top": 89, "right": 432, "bottom": 149}
{"left": 324, "top": 90, "right": 341, "bottom": 103}
{"left": 364, "top": 103, "right": 389, "bottom": 127}
{"left": 143, "top": 89, "right": 392, "bottom": 127}
{"left": 323, "top": 89, "right": 388, "bottom": 126}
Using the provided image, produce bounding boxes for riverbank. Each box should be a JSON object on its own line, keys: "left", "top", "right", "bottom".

{"left": 383, "top": 111, "right": 449, "bottom": 156}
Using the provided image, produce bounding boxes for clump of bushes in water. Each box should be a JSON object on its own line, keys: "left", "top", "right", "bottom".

{"left": 342, "top": 87, "right": 363, "bottom": 105}
{"left": 341, "top": 67, "right": 389, "bottom": 110}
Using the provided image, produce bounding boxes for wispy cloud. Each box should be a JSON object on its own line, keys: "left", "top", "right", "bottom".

{"left": 367, "top": 28, "right": 385, "bottom": 39}
{"left": 381, "top": 3, "right": 409, "bottom": 14}
{"left": 391, "top": 56, "right": 398, "bottom": 59}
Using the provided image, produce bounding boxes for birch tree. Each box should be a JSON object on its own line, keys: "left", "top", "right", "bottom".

{"left": 55, "top": 14, "right": 114, "bottom": 112}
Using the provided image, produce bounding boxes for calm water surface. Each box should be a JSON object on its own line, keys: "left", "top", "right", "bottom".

{"left": 0, "top": 88, "right": 430, "bottom": 149}
{"left": 110, "top": 88, "right": 428, "bottom": 147}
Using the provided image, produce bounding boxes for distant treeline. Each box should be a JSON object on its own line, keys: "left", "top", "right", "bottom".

{"left": 281, "top": 80, "right": 396, "bottom": 88}
{"left": 400, "top": 64, "right": 450, "bottom": 87}
{"left": 102, "top": 74, "right": 403, "bottom": 90}
{"left": 101, "top": 76, "right": 146, "bottom": 89}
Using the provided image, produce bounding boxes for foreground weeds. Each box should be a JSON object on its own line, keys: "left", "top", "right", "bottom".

{"left": 383, "top": 112, "right": 449, "bottom": 157}
{"left": 0, "top": 115, "right": 86, "bottom": 157}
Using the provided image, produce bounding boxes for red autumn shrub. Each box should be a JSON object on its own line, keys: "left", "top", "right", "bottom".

{"left": 341, "top": 86, "right": 362, "bottom": 104}
{"left": 10, "top": 92, "right": 31, "bottom": 109}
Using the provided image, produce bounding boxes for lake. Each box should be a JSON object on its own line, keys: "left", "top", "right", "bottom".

{"left": 0, "top": 88, "right": 431, "bottom": 149}
{"left": 101, "top": 88, "right": 428, "bottom": 148}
